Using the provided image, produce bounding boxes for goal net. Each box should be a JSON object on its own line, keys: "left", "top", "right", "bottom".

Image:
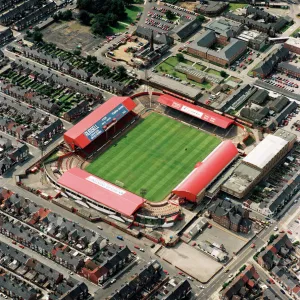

{"left": 115, "top": 180, "right": 124, "bottom": 188}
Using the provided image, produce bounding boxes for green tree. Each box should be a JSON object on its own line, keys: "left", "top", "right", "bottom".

{"left": 78, "top": 10, "right": 92, "bottom": 25}
{"left": 176, "top": 53, "right": 185, "bottom": 62}
{"left": 239, "top": 265, "right": 246, "bottom": 272}
{"left": 220, "top": 70, "right": 227, "bottom": 78}
{"left": 32, "top": 30, "right": 43, "bottom": 42}
{"left": 117, "top": 65, "right": 127, "bottom": 77}
{"left": 268, "top": 234, "right": 278, "bottom": 244}
{"left": 53, "top": 13, "right": 60, "bottom": 22}
{"left": 74, "top": 49, "right": 81, "bottom": 55}
{"left": 166, "top": 10, "right": 175, "bottom": 20}
{"left": 91, "top": 14, "right": 108, "bottom": 35}
{"left": 77, "top": 0, "right": 92, "bottom": 10}
{"left": 196, "top": 14, "right": 205, "bottom": 22}
{"left": 61, "top": 10, "right": 73, "bottom": 20}
{"left": 106, "top": 12, "right": 118, "bottom": 25}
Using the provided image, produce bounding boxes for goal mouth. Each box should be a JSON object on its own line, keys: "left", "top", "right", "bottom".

{"left": 115, "top": 180, "right": 124, "bottom": 188}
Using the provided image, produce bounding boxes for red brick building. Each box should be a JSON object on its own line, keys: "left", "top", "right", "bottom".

{"left": 207, "top": 199, "right": 252, "bottom": 233}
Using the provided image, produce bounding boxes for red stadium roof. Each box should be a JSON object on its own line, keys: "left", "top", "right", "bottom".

{"left": 58, "top": 168, "right": 145, "bottom": 216}
{"left": 64, "top": 96, "right": 136, "bottom": 150}
{"left": 172, "top": 141, "right": 238, "bottom": 201}
{"left": 158, "top": 94, "right": 234, "bottom": 129}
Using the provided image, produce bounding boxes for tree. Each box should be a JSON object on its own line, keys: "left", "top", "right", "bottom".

{"left": 196, "top": 14, "right": 205, "bottom": 22}
{"left": 73, "top": 49, "right": 81, "bottom": 55}
{"left": 78, "top": 10, "right": 91, "bottom": 25}
{"left": 239, "top": 265, "right": 246, "bottom": 272}
{"left": 91, "top": 14, "right": 108, "bottom": 35}
{"left": 117, "top": 65, "right": 126, "bottom": 77}
{"left": 53, "top": 13, "right": 60, "bottom": 22}
{"left": 176, "top": 53, "right": 185, "bottom": 62}
{"left": 77, "top": 0, "right": 92, "bottom": 10}
{"left": 220, "top": 70, "right": 227, "bottom": 78}
{"left": 32, "top": 30, "right": 43, "bottom": 42}
{"left": 106, "top": 12, "right": 118, "bottom": 25}
{"left": 268, "top": 234, "right": 278, "bottom": 244}
{"left": 26, "top": 30, "right": 32, "bottom": 37}
{"left": 61, "top": 10, "right": 73, "bottom": 20}
{"left": 166, "top": 10, "right": 175, "bottom": 20}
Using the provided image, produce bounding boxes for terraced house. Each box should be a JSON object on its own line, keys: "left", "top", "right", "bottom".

{"left": 0, "top": 0, "right": 40, "bottom": 26}
{"left": 13, "top": 1, "right": 56, "bottom": 31}
{"left": 0, "top": 28, "right": 13, "bottom": 45}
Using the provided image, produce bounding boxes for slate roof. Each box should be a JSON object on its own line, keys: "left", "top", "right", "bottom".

{"left": 208, "top": 199, "right": 250, "bottom": 227}
{"left": 172, "top": 18, "right": 201, "bottom": 40}
{"left": 0, "top": 28, "right": 13, "bottom": 44}
{"left": 162, "top": 279, "right": 191, "bottom": 300}
{"left": 268, "top": 95, "right": 289, "bottom": 113}
{"left": 0, "top": 273, "right": 39, "bottom": 299}
{"left": 189, "top": 33, "right": 247, "bottom": 61}
{"left": 249, "top": 89, "right": 268, "bottom": 105}
{"left": 135, "top": 26, "right": 174, "bottom": 45}
{"left": 253, "top": 46, "right": 289, "bottom": 76}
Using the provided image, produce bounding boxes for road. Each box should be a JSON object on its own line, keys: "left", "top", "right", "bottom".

{"left": 200, "top": 193, "right": 300, "bottom": 299}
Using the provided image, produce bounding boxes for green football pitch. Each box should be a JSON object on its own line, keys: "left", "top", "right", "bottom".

{"left": 85, "top": 113, "right": 221, "bottom": 202}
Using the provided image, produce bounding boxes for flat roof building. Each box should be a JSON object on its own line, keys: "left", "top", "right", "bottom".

{"left": 243, "top": 135, "right": 288, "bottom": 170}
{"left": 205, "top": 18, "right": 243, "bottom": 37}
{"left": 284, "top": 37, "right": 300, "bottom": 55}
{"left": 222, "top": 129, "right": 296, "bottom": 198}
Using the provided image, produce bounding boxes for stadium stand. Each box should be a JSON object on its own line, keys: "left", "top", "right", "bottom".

{"left": 172, "top": 140, "right": 238, "bottom": 202}
{"left": 58, "top": 168, "right": 145, "bottom": 217}
{"left": 157, "top": 94, "right": 234, "bottom": 129}
{"left": 64, "top": 96, "right": 137, "bottom": 155}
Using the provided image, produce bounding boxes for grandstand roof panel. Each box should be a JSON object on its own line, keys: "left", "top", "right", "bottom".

{"left": 172, "top": 141, "right": 238, "bottom": 201}
{"left": 157, "top": 94, "right": 234, "bottom": 129}
{"left": 58, "top": 168, "right": 145, "bottom": 216}
{"left": 64, "top": 96, "right": 136, "bottom": 149}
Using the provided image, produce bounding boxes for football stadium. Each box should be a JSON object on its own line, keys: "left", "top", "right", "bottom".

{"left": 51, "top": 94, "right": 239, "bottom": 225}
{"left": 85, "top": 112, "right": 221, "bottom": 202}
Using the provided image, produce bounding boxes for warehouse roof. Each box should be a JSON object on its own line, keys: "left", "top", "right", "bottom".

{"left": 64, "top": 96, "right": 136, "bottom": 150}
{"left": 243, "top": 135, "right": 288, "bottom": 170}
{"left": 172, "top": 141, "right": 238, "bottom": 201}
{"left": 58, "top": 168, "right": 145, "bottom": 217}
{"left": 157, "top": 94, "right": 234, "bottom": 129}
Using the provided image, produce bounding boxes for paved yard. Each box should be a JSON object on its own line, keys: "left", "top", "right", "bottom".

{"left": 42, "top": 20, "right": 104, "bottom": 53}
{"left": 190, "top": 222, "right": 250, "bottom": 258}
{"left": 157, "top": 242, "right": 222, "bottom": 283}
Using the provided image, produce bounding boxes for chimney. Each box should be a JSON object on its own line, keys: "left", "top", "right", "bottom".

{"left": 150, "top": 30, "right": 154, "bottom": 52}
